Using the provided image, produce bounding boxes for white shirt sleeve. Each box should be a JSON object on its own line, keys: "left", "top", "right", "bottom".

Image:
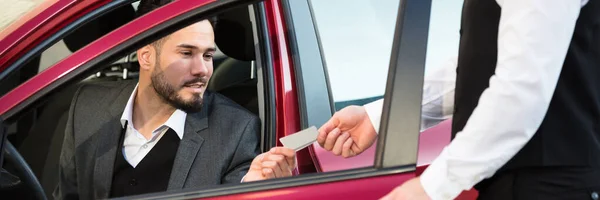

{"left": 364, "top": 98, "right": 384, "bottom": 133}
{"left": 419, "top": 0, "right": 586, "bottom": 199}
{"left": 364, "top": 57, "right": 457, "bottom": 133}
{"left": 420, "top": 57, "right": 457, "bottom": 131}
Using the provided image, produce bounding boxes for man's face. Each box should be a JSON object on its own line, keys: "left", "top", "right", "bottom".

{"left": 149, "top": 20, "right": 215, "bottom": 112}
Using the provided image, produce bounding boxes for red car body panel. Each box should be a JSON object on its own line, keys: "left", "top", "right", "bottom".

{"left": 206, "top": 172, "right": 414, "bottom": 200}
{"left": 263, "top": 0, "right": 316, "bottom": 174}
{"left": 0, "top": 0, "right": 479, "bottom": 199}
{"left": 0, "top": 0, "right": 112, "bottom": 72}
{"left": 0, "top": 0, "right": 58, "bottom": 40}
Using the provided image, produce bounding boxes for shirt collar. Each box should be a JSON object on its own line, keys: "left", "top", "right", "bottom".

{"left": 120, "top": 84, "right": 187, "bottom": 139}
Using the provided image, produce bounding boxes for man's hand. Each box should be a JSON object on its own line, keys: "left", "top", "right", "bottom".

{"left": 317, "top": 105, "right": 377, "bottom": 158}
{"left": 243, "top": 147, "right": 296, "bottom": 182}
{"left": 380, "top": 177, "right": 431, "bottom": 200}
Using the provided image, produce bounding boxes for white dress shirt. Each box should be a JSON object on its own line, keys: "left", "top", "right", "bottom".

{"left": 365, "top": 56, "right": 457, "bottom": 133}
{"left": 365, "top": 0, "right": 589, "bottom": 199}
{"left": 120, "top": 84, "right": 187, "bottom": 168}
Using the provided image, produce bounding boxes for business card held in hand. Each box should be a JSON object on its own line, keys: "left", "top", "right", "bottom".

{"left": 279, "top": 126, "right": 318, "bottom": 151}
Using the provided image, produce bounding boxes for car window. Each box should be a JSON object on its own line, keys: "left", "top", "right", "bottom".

{"left": 308, "top": 0, "right": 399, "bottom": 173}
{"left": 311, "top": 0, "right": 462, "bottom": 111}
{"left": 414, "top": 0, "right": 462, "bottom": 166}
{"left": 0, "top": 1, "right": 140, "bottom": 97}
{"left": 308, "top": 0, "right": 463, "bottom": 172}
{"left": 310, "top": 0, "right": 399, "bottom": 111}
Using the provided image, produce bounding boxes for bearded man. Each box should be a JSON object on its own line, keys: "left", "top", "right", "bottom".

{"left": 53, "top": 3, "right": 295, "bottom": 199}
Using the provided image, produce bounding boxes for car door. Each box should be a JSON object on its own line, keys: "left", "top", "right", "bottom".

{"left": 285, "top": 0, "right": 477, "bottom": 199}
{"left": 0, "top": 0, "right": 474, "bottom": 199}
{"left": 297, "top": 0, "right": 460, "bottom": 173}
{"left": 219, "top": 0, "right": 477, "bottom": 199}
{"left": 140, "top": 0, "right": 433, "bottom": 198}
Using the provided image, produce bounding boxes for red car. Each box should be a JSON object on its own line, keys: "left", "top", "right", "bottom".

{"left": 0, "top": 0, "right": 476, "bottom": 199}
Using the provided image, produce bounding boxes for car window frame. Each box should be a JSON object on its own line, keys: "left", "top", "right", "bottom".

{"left": 277, "top": 0, "right": 331, "bottom": 174}
{"left": 251, "top": 2, "right": 278, "bottom": 153}
{"left": 0, "top": 0, "right": 432, "bottom": 198}
{"left": 0, "top": 0, "right": 135, "bottom": 86}
{"left": 375, "top": 0, "right": 431, "bottom": 167}
{"left": 290, "top": 0, "right": 431, "bottom": 171}
{"left": 280, "top": 0, "right": 333, "bottom": 130}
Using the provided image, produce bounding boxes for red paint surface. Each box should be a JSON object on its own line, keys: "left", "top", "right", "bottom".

{"left": 417, "top": 119, "right": 452, "bottom": 167}
{"left": 0, "top": 0, "right": 112, "bottom": 72}
{"left": 206, "top": 172, "right": 415, "bottom": 200}
{"left": 415, "top": 119, "right": 478, "bottom": 199}
{"left": 312, "top": 140, "right": 377, "bottom": 172}
{"left": 0, "top": 0, "right": 216, "bottom": 115}
{"left": 264, "top": 0, "right": 316, "bottom": 174}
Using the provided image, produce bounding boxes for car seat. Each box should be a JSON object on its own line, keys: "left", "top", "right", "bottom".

{"left": 209, "top": 5, "right": 258, "bottom": 114}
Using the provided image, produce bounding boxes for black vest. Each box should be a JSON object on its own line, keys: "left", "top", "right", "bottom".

{"left": 453, "top": 0, "right": 600, "bottom": 188}
{"left": 109, "top": 127, "right": 180, "bottom": 198}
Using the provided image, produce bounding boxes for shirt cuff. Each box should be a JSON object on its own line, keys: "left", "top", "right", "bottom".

{"left": 419, "top": 149, "right": 468, "bottom": 200}
{"left": 363, "top": 99, "right": 384, "bottom": 133}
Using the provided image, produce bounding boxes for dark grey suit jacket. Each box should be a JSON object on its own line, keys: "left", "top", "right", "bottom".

{"left": 53, "top": 80, "right": 260, "bottom": 200}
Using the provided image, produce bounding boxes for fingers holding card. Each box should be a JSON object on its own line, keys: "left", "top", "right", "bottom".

{"left": 243, "top": 147, "right": 297, "bottom": 182}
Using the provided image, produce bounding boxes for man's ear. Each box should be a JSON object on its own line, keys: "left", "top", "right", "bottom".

{"left": 137, "top": 45, "right": 153, "bottom": 70}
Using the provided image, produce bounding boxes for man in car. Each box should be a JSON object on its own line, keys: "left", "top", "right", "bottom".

{"left": 319, "top": 0, "right": 600, "bottom": 199}
{"left": 54, "top": 1, "right": 296, "bottom": 199}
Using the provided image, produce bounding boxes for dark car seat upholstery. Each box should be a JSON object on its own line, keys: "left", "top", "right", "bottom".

{"left": 209, "top": 58, "right": 257, "bottom": 114}
{"left": 214, "top": 6, "right": 255, "bottom": 61}
{"left": 210, "top": 5, "right": 258, "bottom": 114}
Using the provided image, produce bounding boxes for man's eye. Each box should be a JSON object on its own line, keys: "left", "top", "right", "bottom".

{"left": 204, "top": 54, "right": 214, "bottom": 60}
{"left": 180, "top": 51, "right": 193, "bottom": 56}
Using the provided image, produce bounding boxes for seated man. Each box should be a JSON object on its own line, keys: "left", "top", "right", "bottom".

{"left": 54, "top": 1, "right": 295, "bottom": 199}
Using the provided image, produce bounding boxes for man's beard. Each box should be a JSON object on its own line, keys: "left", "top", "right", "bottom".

{"left": 150, "top": 64, "right": 207, "bottom": 113}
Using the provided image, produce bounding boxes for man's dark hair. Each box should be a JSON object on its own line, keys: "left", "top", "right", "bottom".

{"left": 137, "top": 0, "right": 217, "bottom": 53}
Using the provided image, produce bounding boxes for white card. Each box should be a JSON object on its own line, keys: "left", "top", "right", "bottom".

{"left": 279, "top": 126, "right": 319, "bottom": 151}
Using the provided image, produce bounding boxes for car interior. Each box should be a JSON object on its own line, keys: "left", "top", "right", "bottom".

{"left": 1, "top": 3, "right": 261, "bottom": 199}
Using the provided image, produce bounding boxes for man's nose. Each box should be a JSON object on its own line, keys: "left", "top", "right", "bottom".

{"left": 190, "top": 58, "right": 209, "bottom": 76}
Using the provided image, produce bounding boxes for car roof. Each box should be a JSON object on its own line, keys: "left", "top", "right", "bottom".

{"left": 0, "top": 0, "right": 50, "bottom": 40}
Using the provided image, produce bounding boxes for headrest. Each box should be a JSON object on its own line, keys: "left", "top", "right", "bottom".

{"left": 214, "top": 6, "right": 255, "bottom": 61}
{"left": 208, "top": 58, "right": 252, "bottom": 91}
{"left": 63, "top": 5, "right": 136, "bottom": 52}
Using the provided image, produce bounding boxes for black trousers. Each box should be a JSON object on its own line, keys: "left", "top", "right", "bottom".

{"left": 477, "top": 167, "right": 600, "bottom": 200}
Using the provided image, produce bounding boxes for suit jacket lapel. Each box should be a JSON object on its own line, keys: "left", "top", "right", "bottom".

{"left": 93, "top": 117, "right": 123, "bottom": 199}
{"left": 93, "top": 81, "right": 136, "bottom": 199}
{"left": 167, "top": 94, "right": 211, "bottom": 190}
